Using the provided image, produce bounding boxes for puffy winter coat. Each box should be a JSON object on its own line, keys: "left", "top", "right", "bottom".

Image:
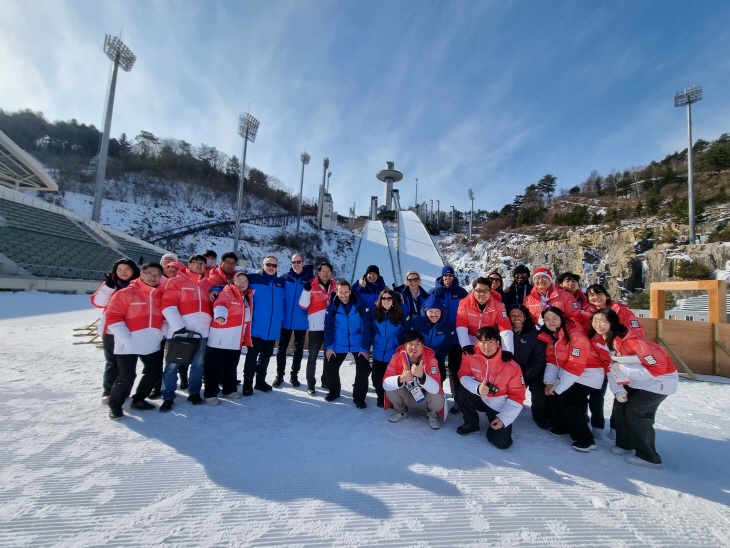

{"left": 353, "top": 275, "right": 387, "bottom": 310}
{"left": 161, "top": 269, "right": 213, "bottom": 338}
{"left": 513, "top": 321, "right": 547, "bottom": 381}
{"left": 458, "top": 347, "right": 526, "bottom": 426}
{"left": 206, "top": 265, "right": 236, "bottom": 287}
{"left": 247, "top": 271, "right": 286, "bottom": 340}
{"left": 503, "top": 282, "right": 533, "bottom": 306}
{"left": 428, "top": 276, "right": 468, "bottom": 326}
{"left": 371, "top": 311, "right": 410, "bottom": 362}
{"left": 382, "top": 346, "right": 447, "bottom": 420}
{"left": 399, "top": 284, "right": 429, "bottom": 317}
{"left": 299, "top": 276, "right": 336, "bottom": 331}
{"left": 456, "top": 292, "right": 514, "bottom": 352}
{"left": 582, "top": 300, "right": 644, "bottom": 337}
{"left": 524, "top": 284, "right": 583, "bottom": 332}
{"left": 281, "top": 265, "right": 313, "bottom": 331}
{"left": 538, "top": 326, "right": 605, "bottom": 394}
{"left": 90, "top": 283, "right": 122, "bottom": 335}
{"left": 208, "top": 284, "right": 253, "bottom": 350}
{"left": 324, "top": 292, "right": 372, "bottom": 353}
{"left": 105, "top": 278, "right": 164, "bottom": 355}
{"left": 411, "top": 295, "right": 454, "bottom": 362}
{"left": 591, "top": 330, "right": 677, "bottom": 396}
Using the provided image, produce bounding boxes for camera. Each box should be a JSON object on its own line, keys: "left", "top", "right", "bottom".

{"left": 486, "top": 382, "right": 499, "bottom": 396}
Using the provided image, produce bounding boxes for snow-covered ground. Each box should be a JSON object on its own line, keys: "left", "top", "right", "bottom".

{"left": 2, "top": 292, "right": 730, "bottom": 547}
{"left": 351, "top": 220, "right": 396, "bottom": 287}
{"left": 398, "top": 210, "right": 445, "bottom": 291}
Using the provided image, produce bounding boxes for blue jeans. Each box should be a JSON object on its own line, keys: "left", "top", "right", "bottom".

{"left": 161, "top": 337, "right": 207, "bottom": 400}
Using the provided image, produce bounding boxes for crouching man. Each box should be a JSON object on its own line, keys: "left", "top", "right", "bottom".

{"left": 383, "top": 331, "right": 447, "bottom": 430}
{"left": 455, "top": 326, "right": 526, "bottom": 449}
{"left": 104, "top": 262, "right": 166, "bottom": 420}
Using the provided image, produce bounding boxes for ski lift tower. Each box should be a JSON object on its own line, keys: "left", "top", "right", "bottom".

{"left": 376, "top": 161, "right": 403, "bottom": 211}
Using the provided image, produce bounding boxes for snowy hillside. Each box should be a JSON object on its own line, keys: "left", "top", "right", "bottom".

{"left": 1, "top": 293, "right": 729, "bottom": 546}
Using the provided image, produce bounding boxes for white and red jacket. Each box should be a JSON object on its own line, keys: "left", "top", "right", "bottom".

{"left": 525, "top": 284, "right": 583, "bottom": 332}
{"left": 538, "top": 325, "right": 605, "bottom": 394}
{"left": 208, "top": 285, "right": 254, "bottom": 350}
{"left": 104, "top": 278, "right": 164, "bottom": 355}
{"left": 456, "top": 292, "right": 514, "bottom": 352}
{"left": 90, "top": 283, "right": 117, "bottom": 335}
{"left": 582, "top": 301, "right": 644, "bottom": 337}
{"left": 591, "top": 330, "right": 677, "bottom": 396}
{"left": 382, "top": 346, "right": 447, "bottom": 420}
{"left": 161, "top": 269, "right": 213, "bottom": 338}
{"left": 299, "top": 276, "right": 336, "bottom": 331}
{"left": 458, "top": 347, "right": 525, "bottom": 426}
{"left": 206, "top": 265, "right": 236, "bottom": 287}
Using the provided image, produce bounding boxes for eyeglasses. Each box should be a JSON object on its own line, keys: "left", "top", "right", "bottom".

{"left": 473, "top": 289, "right": 489, "bottom": 294}
{"left": 381, "top": 296, "right": 393, "bottom": 301}
{"left": 292, "top": 260, "right": 302, "bottom": 264}
{"left": 141, "top": 272, "right": 162, "bottom": 278}
{"left": 442, "top": 273, "right": 454, "bottom": 278}
{"left": 265, "top": 263, "right": 278, "bottom": 268}
{"left": 407, "top": 278, "right": 420, "bottom": 282}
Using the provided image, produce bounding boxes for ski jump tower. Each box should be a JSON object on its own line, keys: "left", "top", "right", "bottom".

{"left": 376, "top": 161, "right": 403, "bottom": 211}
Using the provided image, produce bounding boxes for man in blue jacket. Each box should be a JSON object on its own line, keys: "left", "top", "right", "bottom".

{"left": 411, "top": 294, "right": 455, "bottom": 386}
{"left": 323, "top": 280, "right": 373, "bottom": 408}
{"left": 274, "top": 253, "right": 312, "bottom": 388}
{"left": 428, "top": 265, "right": 468, "bottom": 412}
{"left": 242, "top": 255, "right": 286, "bottom": 396}
{"left": 354, "top": 264, "right": 386, "bottom": 310}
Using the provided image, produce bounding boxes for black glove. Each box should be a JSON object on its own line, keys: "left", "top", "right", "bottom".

{"left": 104, "top": 272, "right": 117, "bottom": 289}
{"left": 304, "top": 280, "right": 312, "bottom": 291}
{"left": 174, "top": 328, "right": 187, "bottom": 335}
{"left": 501, "top": 351, "right": 513, "bottom": 362}
{"left": 462, "top": 345, "right": 475, "bottom": 355}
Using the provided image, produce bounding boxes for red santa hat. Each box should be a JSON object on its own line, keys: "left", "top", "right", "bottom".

{"left": 533, "top": 267, "right": 553, "bottom": 283}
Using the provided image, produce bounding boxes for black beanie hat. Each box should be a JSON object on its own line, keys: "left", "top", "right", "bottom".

{"left": 366, "top": 265, "right": 380, "bottom": 276}
{"left": 513, "top": 264, "right": 530, "bottom": 276}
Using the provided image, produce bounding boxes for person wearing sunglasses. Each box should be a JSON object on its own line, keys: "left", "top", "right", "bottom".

{"left": 354, "top": 264, "right": 386, "bottom": 311}
{"left": 104, "top": 262, "right": 166, "bottom": 420}
{"left": 371, "top": 289, "right": 410, "bottom": 408}
{"left": 398, "top": 270, "right": 428, "bottom": 317}
{"left": 242, "top": 255, "right": 286, "bottom": 396}
{"left": 323, "top": 280, "right": 373, "bottom": 408}
{"left": 486, "top": 271, "right": 505, "bottom": 302}
{"left": 410, "top": 294, "right": 454, "bottom": 388}
{"left": 274, "top": 254, "right": 313, "bottom": 388}
{"left": 428, "top": 265, "right": 468, "bottom": 413}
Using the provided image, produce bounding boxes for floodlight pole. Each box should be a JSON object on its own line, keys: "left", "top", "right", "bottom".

{"left": 451, "top": 206, "right": 455, "bottom": 234}
{"left": 675, "top": 85, "right": 702, "bottom": 245}
{"left": 318, "top": 157, "right": 329, "bottom": 230}
{"left": 415, "top": 178, "right": 418, "bottom": 211}
{"left": 296, "top": 152, "right": 310, "bottom": 238}
{"left": 235, "top": 112, "right": 260, "bottom": 255}
{"left": 468, "top": 189, "right": 475, "bottom": 238}
{"left": 437, "top": 200, "right": 440, "bottom": 231}
{"left": 92, "top": 35, "right": 136, "bottom": 223}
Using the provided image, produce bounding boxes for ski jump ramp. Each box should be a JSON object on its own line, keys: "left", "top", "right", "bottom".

{"left": 397, "top": 210, "right": 445, "bottom": 291}
{"left": 351, "top": 220, "right": 397, "bottom": 287}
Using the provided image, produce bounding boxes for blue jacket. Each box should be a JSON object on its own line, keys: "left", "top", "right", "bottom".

{"left": 353, "top": 275, "right": 386, "bottom": 311}
{"left": 411, "top": 295, "right": 455, "bottom": 362}
{"left": 371, "top": 311, "right": 410, "bottom": 363}
{"left": 324, "top": 292, "right": 372, "bottom": 353}
{"left": 247, "top": 271, "right": 286, "bottom": 340}
{"left": 428, "top": 275, "right": 468, "bottom": 326}
{"left": 398, "top": 284, "right": 429, "bottom": 317}
{"left": 281, "top": 265, "right": 313, "bottom": 331}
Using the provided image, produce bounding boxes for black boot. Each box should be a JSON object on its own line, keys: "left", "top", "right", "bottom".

{"left": 272, "top": 375, "right": 284, "bottom": 388}
{"left": 290, "top": 374, "right": 301, "bottom": 387}
{"left": 179, "top": 367, "right": 189, "bottom": 390}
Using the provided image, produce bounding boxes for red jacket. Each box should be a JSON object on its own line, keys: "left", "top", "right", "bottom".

{"left": 582, "top": 301, "right": 644, "bottom": 337}
{"left": 104, "top": 278, "right": 164, "bottom": 355}
{"left": 206, "top": 265, "right": 236, "bottom": 287}
{"left": 299, "top": 276, "right": 337, "bottom": 331}
{"left": 90, "top": 283, "right": 117, "bottom": 335}
{"left": 382, "top": 346, "right": 446, "bottom": 419}
{"left": 538, "top": 325, "right": 605, "bottom": 393}
{"left": 458, "top": 347, "right": 525, "bottom": 426}
{"left": 161, "top": 269, "right": 213, "bottom": 337}
{"left": 525, "top": 284, "right": 583, "bottom": 332}
{"left": 208, "top": 285, "right": 254, "bottom": 350}
{"left": 455, "top": 292, "right": 514, "bottom": 352}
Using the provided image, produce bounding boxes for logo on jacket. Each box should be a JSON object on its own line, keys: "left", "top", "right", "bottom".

{"left": 644, "top": 354, "right": 658, "bottom": 365}
{"left": 571, "top": 347, "right": 581, "bottom": 357}
{"left": 631, "top": 320, "right": 640, "bottom": 328}
{"left": 431, "top": 366, "right": 438, "bottom": 375}
{"left": 501, "top": 311, "right": 507, "bottom": 318}
{"left": 572, "top": 302, "right": 579, "bottom": 309}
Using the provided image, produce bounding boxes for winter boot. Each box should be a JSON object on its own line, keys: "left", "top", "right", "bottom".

{"left": 272, "top": 375, "right": 284, "bottom": 388}
{"left": 290, "top": 374, "right": 301, "bottom": 387}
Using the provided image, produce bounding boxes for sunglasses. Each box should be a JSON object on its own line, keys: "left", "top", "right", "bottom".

{"left": 265, "top": 263, "right": 278, "bottom": 268}
{"left": 474, "top": 289, "right": 490, "bottom": 294}
{"left": 407, "top": 278, "right": 420, "bottom": 282}
{"left": 442, "top": 273, "right": 454, "bottom": 277}
{"left": 488, "top": 278, "right": 501, "bottom": 283}
{"left": 381, "top": 296, "right": 393, "bottom": 301}
{"left": 292, "top": 260, "right": 303, "bottom": 264}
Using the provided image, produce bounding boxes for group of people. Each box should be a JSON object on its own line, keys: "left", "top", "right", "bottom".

{"left": 91, "top": 251, "right": 678, "bottom": 469}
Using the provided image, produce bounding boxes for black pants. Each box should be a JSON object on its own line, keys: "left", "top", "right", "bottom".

{"left": 613, "top": 387, "right": 668, "bottom": 464}
{"left": 102, "top": 333, "right": 118, "bottom": 396}
{"left": 324, "top": 352, "right": 371, "bottom": 402}
{"left": 372, "top": 359, "right": 388, "bottom": 404}
{"left": 588, "top": 377, "right": 609, "bottom": 429}
{"left": 447, "top": 343, "right": 463, "bottom": 395}
{"left": 455, "top": 386, "right": 513, "bottom": 449}
{"left": 243, "top": 337, "right": 276, "bottom": 389}
{"left": 551, "top": 382, "right": 595, "bottom": 446}
{"left": 304, "top": 331, "right": 325, "bottom": 388}
{"left": 204, "top": 346, "right": 240, "bottom": 398}
{"left": 276, "top": 328, "right": 307, "bottom": 378}
{"left": 108, "top": 347, "right": 164, "bottom": 410}
{"left": 526, "top": 375, "right": 549, "bottom": 425}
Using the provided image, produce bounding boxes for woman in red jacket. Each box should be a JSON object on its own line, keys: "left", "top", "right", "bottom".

{"left": 582, "top": 284, "right": 644, "bottom": 336}
{"left": 202, "top": 272, "right": 254, "bottom": 406}
{"left": 538, "top": 306, "right": 605, "bottom": 452}
{"left": 589, "top": 308, "right": 678, "bottom": 469}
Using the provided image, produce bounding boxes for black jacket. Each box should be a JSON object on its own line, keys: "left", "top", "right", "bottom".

{"left": 512, "top": 322, "right": 547, "bottom": 381}
{"left": 504, "top": 282, "right": 534, "bottom": 306}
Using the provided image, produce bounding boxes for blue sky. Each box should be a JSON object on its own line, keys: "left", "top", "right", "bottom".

{"left": 1, "top": 1, "right": 729, "bottom": 215}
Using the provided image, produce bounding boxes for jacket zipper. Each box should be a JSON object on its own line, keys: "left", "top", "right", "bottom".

{"left": 267, "top": 278, "right": 274, "bottom": 338}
